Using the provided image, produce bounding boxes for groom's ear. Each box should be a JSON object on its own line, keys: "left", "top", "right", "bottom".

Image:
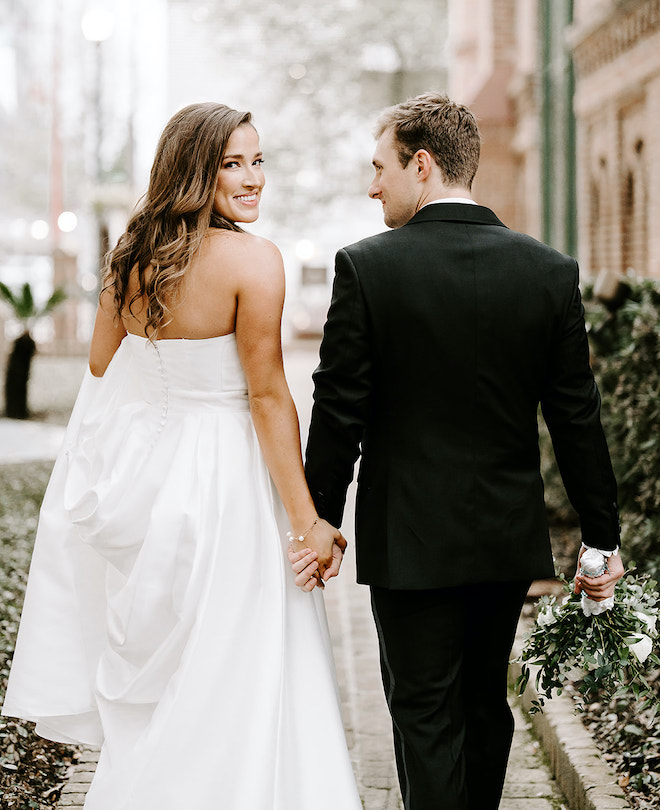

{"left": 413, "top": 149, "right": 433, "bottom": 181}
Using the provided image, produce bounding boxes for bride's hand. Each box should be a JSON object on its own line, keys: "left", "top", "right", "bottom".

{"left": 302, "top": 518, "right": 342, "bottom": 574}
{"left": 288, "top": 546, "right": 323, "bottom": 591}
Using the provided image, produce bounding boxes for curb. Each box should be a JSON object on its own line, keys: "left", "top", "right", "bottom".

{"left": 510, "top": 629, "right": 631, "bottom": 810}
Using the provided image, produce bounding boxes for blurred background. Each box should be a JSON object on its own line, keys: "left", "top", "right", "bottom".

{"left": 0, "top": 0, "right": 658, "bottom": 355}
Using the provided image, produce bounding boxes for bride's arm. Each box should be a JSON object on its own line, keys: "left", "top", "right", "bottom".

{"left": 233, "top": 236, "right": 341, "bottom": 574}
{"left": 89, "top": 289, "right": 127, "bottom": 377}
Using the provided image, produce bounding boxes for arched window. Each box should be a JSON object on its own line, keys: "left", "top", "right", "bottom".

{"left": 589, "top": 177, "right": 601, "bottom": 275}
{"left": 622, "top": 170, "right": 635, "bottom": 274}
{"left": 622, "top": 140, "right": 648, "bottom": 276}
{"left": 589, "top": 156, "right": 608, "bottom": 278}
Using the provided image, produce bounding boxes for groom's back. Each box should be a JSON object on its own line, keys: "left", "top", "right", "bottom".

{"left": 339, "top": 204, "right": 580, "bottom": 588}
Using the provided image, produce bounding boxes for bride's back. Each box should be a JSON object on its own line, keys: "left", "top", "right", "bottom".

{"left": 122, "top": 229, "right": 246, "bottom": 341}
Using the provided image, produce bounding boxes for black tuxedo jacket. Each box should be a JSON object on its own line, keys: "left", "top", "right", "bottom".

{"left": 305, "top": 203, "right": 619, "bottom": 589}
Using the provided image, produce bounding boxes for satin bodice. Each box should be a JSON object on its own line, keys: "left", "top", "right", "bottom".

{"left": 123, "top": 332, "right": 249, "bottom": 415}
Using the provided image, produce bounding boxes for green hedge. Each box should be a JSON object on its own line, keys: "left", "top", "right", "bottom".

{"left": 541, "top": 277, "right": 660, "bottom": 576}
{"left": 586, "top": 278, "right": 660, "bottom": 575}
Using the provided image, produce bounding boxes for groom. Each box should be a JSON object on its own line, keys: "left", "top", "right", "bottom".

{"left": 302, "top": 93, "right": 623, "bottom": 809}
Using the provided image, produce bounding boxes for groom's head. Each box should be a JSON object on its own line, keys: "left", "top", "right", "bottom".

{"left": 368, "top": 93, "right": 481, "bottom": 228}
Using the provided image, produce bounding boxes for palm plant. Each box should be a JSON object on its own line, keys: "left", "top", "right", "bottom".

{"left": 0, "top": 281, "right": 67, "bottom": 419}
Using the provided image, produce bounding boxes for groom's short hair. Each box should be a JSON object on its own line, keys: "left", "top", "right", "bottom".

{"left": 376, "top": 93, "right": 480, "bottom": 190}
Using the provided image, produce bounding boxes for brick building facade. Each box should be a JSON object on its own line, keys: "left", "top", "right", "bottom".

{"left": 448, "top": 0, "right": 544, "bottom": 241}
{"left": 571, "top": 0, "right": 660, "bottom": 280}
{"left": 448, "top": 0, "right": 660, "bottom": 280}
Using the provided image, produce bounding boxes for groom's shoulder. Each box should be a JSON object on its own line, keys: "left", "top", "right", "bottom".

{"left": 339, "top": 227, "right": 406, "bottom": 263}
{"left": 505, "top": 228, "right": 580, "bottom": 278}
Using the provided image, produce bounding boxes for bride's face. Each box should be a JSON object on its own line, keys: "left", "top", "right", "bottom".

{"left": 213, "top": 124, "right": 265, "bottom": 223}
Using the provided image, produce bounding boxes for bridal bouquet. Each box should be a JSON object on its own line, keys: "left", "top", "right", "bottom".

{"left": 515, "top": 565, "right": 660, "bottom": 713}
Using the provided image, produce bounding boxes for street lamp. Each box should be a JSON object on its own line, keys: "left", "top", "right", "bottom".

{"left": 81, "top": 7, "right": 115, "bottom": 45}
{"left": 81, "top": 7, "right": 114, "bottom": 277}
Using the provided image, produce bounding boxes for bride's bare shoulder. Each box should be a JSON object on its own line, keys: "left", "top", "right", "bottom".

{"left": 205, "top": 229, "right": 282, "bottom": 273}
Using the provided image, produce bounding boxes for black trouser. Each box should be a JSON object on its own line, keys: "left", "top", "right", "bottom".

{"left": 370, "top": 580, "right": 531, "bottom": 810}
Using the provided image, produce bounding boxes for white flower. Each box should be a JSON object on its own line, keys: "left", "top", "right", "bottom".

{"left": 536, "top": 606, "right": 557, "bottom": 628}
{"left": 581, "top": 594, "right": 614, "bottom": 616}
{"left": 634, "top": 611, "right": 657, "bottom": 636}
{"left": 580, "top": 548, "right": 607, "bottom": 577}
{"left": 628, "top": 634, "right": 653, "bottom": 663}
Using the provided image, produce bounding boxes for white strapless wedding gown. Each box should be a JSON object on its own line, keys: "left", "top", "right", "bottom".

{"left": 2, "top": 333, "right": 361, "bottom": 809}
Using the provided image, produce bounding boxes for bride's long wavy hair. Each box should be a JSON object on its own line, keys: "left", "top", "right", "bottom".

{"left": 103, "top": 102, "right": 253, "bottom": 337}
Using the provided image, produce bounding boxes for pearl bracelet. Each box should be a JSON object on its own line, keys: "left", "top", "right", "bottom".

{"left": 287, "top": 518, "right": 319, "bottom": 544}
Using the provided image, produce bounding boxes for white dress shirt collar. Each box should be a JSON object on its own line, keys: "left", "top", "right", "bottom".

{"left": 421, "top": 197, "right": 478, "bottom": 208}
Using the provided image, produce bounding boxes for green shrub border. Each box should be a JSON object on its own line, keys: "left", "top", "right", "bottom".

{"left": 541, "top": 276, "right": 660, "bottom": 576}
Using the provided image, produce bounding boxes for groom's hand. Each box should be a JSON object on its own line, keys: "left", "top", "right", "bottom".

{"left": 574, "top": 548, "right": 624, "bottom": 601}
{"left": 322, "top": 534, "right": 347, "bottom": 582}
{"left": 289, "top": 546, "right": 324, "bottom": 591}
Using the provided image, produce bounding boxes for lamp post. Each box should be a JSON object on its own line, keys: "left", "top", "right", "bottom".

{"left": 50, "top": 0, "right": 79, "bottom": 353}
{"left": 81, "top": 7, "right": 114, "bottom": 279}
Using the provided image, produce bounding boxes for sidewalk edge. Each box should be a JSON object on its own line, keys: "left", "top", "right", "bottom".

{"left": 56, "top": 747, "right": 99, "bottom": 808}
{"left": 509, "top": 633, "right": 630, "bottom": 810}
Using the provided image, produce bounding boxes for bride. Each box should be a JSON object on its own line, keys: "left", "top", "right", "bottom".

{"left": 2, "top": 102, "right": 362, "bottom": 809}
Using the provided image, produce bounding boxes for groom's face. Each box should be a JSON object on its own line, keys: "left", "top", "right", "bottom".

{"left": 368, "top": 129, "right": 419, "bottom": 229}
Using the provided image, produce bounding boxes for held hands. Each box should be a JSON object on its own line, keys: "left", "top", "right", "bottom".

{"left": 287, "top": 519, "right": 347, "bottom": 591}
{"left": 288, "top": 542, "right": 346, "bottom": 591}
{"left": 303, "top": 518, "right": 344, "bottom": 571}
{"left": 574, "top": 547, "right": 625, "bottom": 601}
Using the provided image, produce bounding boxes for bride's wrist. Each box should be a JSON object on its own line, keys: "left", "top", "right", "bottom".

{"left": 287, "top": 516, "right": 319, "bottom": 544}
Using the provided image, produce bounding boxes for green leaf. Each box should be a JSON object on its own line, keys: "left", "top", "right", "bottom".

{"left": 20, "top": 282, "right": 34, "bottom": 318}
{"left": 42, "top": 286, "right": 67, "bottom": 316}
{"left": 0, "top": 281, "right": 18, "bottom": 309}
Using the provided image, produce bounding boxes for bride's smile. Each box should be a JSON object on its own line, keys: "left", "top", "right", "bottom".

{"left": 213, "top": 124, "right": 265, "bottom": 223}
